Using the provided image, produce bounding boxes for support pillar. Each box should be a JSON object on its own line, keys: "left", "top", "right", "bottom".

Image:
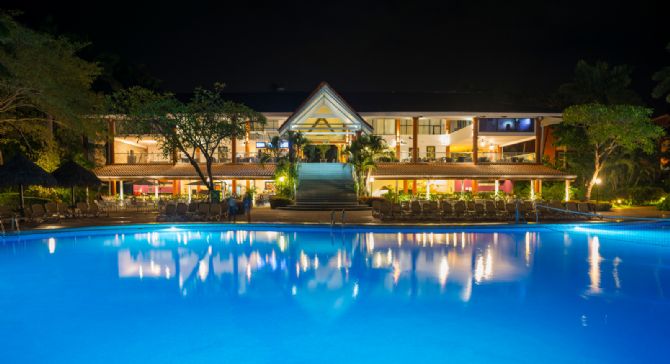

{"left": 530, "top": 179, "right": 535, "bottom": 200}
{"left": 395, "top": 118, "right": 401, "bottom": 160}
{"left": 535, "top": 117, "right": 542, "bottom": 163}
{"left": 173, "top": 180, "right": 179, "bottom": 196}
{"left": 445, "top": 120, "right": 451, "bottom": 158}
{"left": 232, "top": 179, "right": 237, "bottom": 196}
{"left": 154, "top": 180, "right": 159, "bottom": 201}
{"left": 187, "top": 181, "right": 192, "bottom": 203}
{"left": 472, "top": 180, "right": 479, "bottom": 194}
{"left": 564, "top": 179, "right": 571, "bottom": 202}
{"left": 245, "top": 119, "right": 251, "bottom": 157}
{"left": 412, "top": 116, "right": 419, "bottom": 163}
{"left": 412, "top": 180, "right": 417, "bottom": 195}
{"left": 111, "top": 180, "right": 117, "bottom": 195}
{"left": 472, "top": 117, "right": 479, "bottom": 164}
{"left": 536, "top": 179, "right": 542, "bottom": 197}
{"left": 494, "top": 180, "right": 500, "bottom": 195}
{"left": 231, "top": 135, "right": 237, "bottom": 163}
{"left": 426, "top": 180, "right": 431, "bottom": 200}
{"left": 119, "top": 180, "right": 124, "bottom": 201}
{"left": 403, "top": 180, "right": 408, "bottom": 194}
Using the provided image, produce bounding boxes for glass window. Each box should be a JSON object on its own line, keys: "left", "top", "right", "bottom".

{"left": 426, "top": 146, "right": 436, "bottom": 159}
{"left": 400, "top": 120, "right": 413, "bottom": 135}
{"left": 372, "top": 119, "right": 396, "bottom": 135}
{"left": 451, "top": 120, "right": 472, "bottom": 132}
{"left": 478, "top": 118, "right": 535, "bottom": 132}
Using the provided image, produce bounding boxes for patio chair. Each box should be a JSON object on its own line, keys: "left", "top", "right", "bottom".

{"left": 75, "top": 202, "right": 90, "bottom": 217}
{"left": 453, "top": 200, "right": 466, "bottom": 218}
{"left": 473, "top": 202, "right": 486, "bottom": 220}
{"left": 30, "top": 204, "right": 47, "bottom": 223}
{"left": 93, "top": 200, "right": 111, "bottom": 217}
{"left": 380, "top": 200, "right": 393, "bottom": 220}
{"left": 371, "top": 200, "right": 383, "bottom": 219}
{"left": 208, "top": 203, "right": 222, "bottom": 221}
{"left": 0, "top": 206, "right": 24, "bottom": 232}
{"left": 441, "top": 201, "right": 454, "bottom": 220}
{"left": 175, "top": 203, "right": 189, "bottom": 221}
{"left": 484, "top": 200, "right": 498, "bottom": 219}
{"left": 57, "top": 203, "right": 73, "bottom": 218}
{"left": 495, "top": 200, "right": 510, "bottom": 220}
{"left": 421, "top": 201, "right": 436, "bottom": 220}
{"left": 466, "top": 201, "right": 476, "bottom": 214}
{"left": 391, "top": 203, "right": 403, "bottom": 219}
{"left": 192, "top": 202, "right": 210, "bottom": 221}
{"left": 88, "top": 203, "right": 101, "bottom": 218}
{"left": 410, "top": 201, "right": 422, "bottom": 219}
{"left": 156, "top": 204, "right": 177, "bottom": 222}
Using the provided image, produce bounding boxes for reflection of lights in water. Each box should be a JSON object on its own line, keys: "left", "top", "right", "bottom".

{"left": 397, "top": 232, "right": 402, "bottom": 246}
{"left": 588, "top": 235, "right": 603, "bottom": 294}
{"left": 439, "top": 256, "right": 449, "bottom": 287}
{"left": 525, "top": 232, "right": 531, "bottom": 266}
{"left": 314, "top": 255, "right": 319, "bottom": 269}
{"left": 387, "top": 249, "right": 393, "bottom": 264}
{"left": 494, "top": 232, "right": 498, "bottom": 245}
{"left": 392, "top": 262, "right": 401, "bottom": 284}
{"left": 352, "top": 282, "right": 359, "bottom": 298}
{"left": 139, "top": 266, "right": 144, "bottom": 279}
{"left": 48, "top": 238, "right": 56, "bottom": 254}
{"left": 165, "top": 267, "right": 171, "bottom": 279}
{"left": 474, "top": 248, "right": 493, "bottom": 283}
{"left": 429, "top": 232, "right": 434, "bottom": 246}
{"left": 300, "top": 251, "right": 309, "bottom": 272}
{"left": 278, "top": 235, "right": 286, "bottom": 252}
{"left": 291, "top": 285, "right": 297, "bottom": 295}
{"left": 474, "top": 255, "right": 484, "bottom": 283}
{"left": 461, "top": 232, "right": 466, "bottom": 248}
{"left": 295, "top": 263, "right": 300, "bottom": 277}
{"left": 367, "top": 233, "right": 375, "bottom": 252}
{"left": 613, "top": 257, "right": 622, "bottom": 289}
{"left": 246, "top": 263, "right": 252, "bottom": 282}
{"left": 198, "top": 259, "right": 209, "bottom": 281}
{"left": 337, "top": 251, "right": 342, "bottom": 269}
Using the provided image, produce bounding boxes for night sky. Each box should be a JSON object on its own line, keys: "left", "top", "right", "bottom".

{"left": 4, "top": 0, "right": 670, "bottom": 111}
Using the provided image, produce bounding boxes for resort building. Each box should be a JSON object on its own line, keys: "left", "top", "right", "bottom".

{"left": 95, "top": 82, "right": 575, "bottom": 200}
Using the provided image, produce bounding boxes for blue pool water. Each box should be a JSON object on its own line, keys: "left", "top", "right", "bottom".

{"left": 1, "top": 223, "right": 670, "bottom": 363}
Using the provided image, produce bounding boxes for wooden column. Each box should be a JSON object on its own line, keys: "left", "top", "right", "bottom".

{"left": 564, "top": 180, "right": 571, "bottom": 202}
{"left": 403, "top": 180, "right": 408, "bottom": 194}
{"left": 535, "top": 117, "right": 542, "bottom": 164}
{"left": 472, "top": 117, "right": 479, "bottom": 164}
{"left": 173, "top": 180, "right": 180, "bottom": 196}
{"left": 111, "top": 180, "right": 117, "bottom": 195}
{"left": 107, "top": 119, "right": 116, "bottom": 164}
{"left": 412, "top": 180, "right": 417, "bottom": 195}
{"left": 245, "top": 119, "right": 251, "bottom": 157}
{"left": 232, "top": 179, "right": 237, "bottom": 195}
{"left": 412, "top": 117, "right": 419, "bottom": 162}
{"left": 445, "top": 120, "right": 451, "bottom": 158}
{"left": 231, "top": 135, "right": 237, "bottom": 164}
{"left": 472, "top": 180, "right": 479, "bottom": 194}
{"left": 395, "top": 118, "right": 401, "bottom": 160}
{"left": 246, "top": 179, "right": 251, "bottom": 190}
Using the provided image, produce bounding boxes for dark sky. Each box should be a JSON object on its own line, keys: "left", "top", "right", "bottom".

{"left": 4, "top": 0, "right": 670, "bottom": 110}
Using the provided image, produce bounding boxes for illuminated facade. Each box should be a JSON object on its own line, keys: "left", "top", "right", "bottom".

{"left": 95, "top": 82, "right": 575, "bottom": 199}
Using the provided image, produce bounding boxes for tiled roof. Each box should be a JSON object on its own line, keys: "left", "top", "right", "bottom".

{"left": 373, "top": 163, "right": 576, "bottom": 180}
{"left": 95, "top": 162, "right": 575, "bottom": 180}
{"left": 94, "top": 163, "right": 276, "bottom": 179}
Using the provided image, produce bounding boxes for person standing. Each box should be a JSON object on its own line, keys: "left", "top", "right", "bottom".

{"left": 227, "top": 195, "right": 238, "bottom": 223}
{"left": 243, "top": 192, "right": 252, "bottom": 223}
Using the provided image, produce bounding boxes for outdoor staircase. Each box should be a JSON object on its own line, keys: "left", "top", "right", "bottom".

{"left": 281, "top": 163, "right": 369, "bottom": 211}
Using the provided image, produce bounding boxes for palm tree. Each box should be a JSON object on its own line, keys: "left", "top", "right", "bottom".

{"left": 344, "top": 134, "right": 391, "bottom": 197}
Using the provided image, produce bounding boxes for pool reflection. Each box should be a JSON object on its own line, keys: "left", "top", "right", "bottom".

{"left": 112, "top": 230, "right": 537, "bottom": 305}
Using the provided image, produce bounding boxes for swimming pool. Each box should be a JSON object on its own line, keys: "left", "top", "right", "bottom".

{"left": 1, "top": 223, "right": 669, "bottom": 363}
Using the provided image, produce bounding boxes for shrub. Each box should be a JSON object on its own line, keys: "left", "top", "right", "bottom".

{"left": 658, "top": 195, "right": 670, "bottom": 211}
{"left": 359, "top": 196, "right": 386, "bottom": 206}
{"left": 269, "top": 196, "right": 292, "bottom": 209}
{"left": 625, "top": 187, "right": 667, "bottom": 205}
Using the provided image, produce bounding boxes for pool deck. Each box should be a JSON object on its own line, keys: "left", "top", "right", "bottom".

{"left": 7, "top": 205, "right": 668, "bottom": 232}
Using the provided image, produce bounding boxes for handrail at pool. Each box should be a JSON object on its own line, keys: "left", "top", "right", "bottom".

{"left": 535, "top": 204, "right": 670, "bottom": 223}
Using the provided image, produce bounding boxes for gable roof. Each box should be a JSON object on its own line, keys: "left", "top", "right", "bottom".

{"left": 277, "top": 82, "right": 373, "bottom": 134}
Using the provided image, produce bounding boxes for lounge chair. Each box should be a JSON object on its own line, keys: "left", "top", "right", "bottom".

{"left": 156, "top": 204, "right": 177, "bottom": 222}
{"left": 57, "top": 203, "right": 72, "bottom": 218}
{"left": 30, "top": 204, "right": 47, "bottom": 223}
{"left": 453, "top": 200, "right": 466, "bottom": 218}
{"left": 484, "top": 200, "right": 498, "bottom": 220}
{"left": 410, "top": 201, "right": 422, "bottom": 219}
{"left": 0, "top": 206, "right": 22, "bottom": 232}
{"left": 208, "top": 203, "right": 223, "bottom": 221}
{"left": 176, "top": 203, "right": 189, "bottom": 221}
{"left": 192, "top": 202, "right": 211, "bottom": 221}
{"left": 371, "top": 200, "right": 383, "bottom": 219}
{"left": 76, "top": 202, "right": 90, "bottom": 217}
{"left": 441, "top": 201, "right": 454, "bottom": 220}
{"left": 391, "top": 203, "right": 403, "bottom": 219}
{"left": 474, "top": 202, "right": 486, "bottom": 220}
{"left": 379, "top": 200, "right": 393, "bottom": 220}
{"left": 44, "top": 202, "right": 60, "bottom": 221}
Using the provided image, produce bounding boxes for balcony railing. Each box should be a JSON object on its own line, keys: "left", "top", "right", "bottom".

{"left": 476, "top": 152, "right": 536, "bottom": 163}
{"left": 114, "top": 153, "right": 171, "bottom": 164}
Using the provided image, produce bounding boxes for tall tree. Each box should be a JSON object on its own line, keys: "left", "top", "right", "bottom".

{"left": 556, "top": 60, "right": 641, "bottom": 107}
{"left": 652, "top": 42, "right": 670, "bottom": 104}
{"left": 0, "top": 12, "right": 102, "bottom": 158}
{"left": 560, "top": 104, "right": 664, "bottom": 200}
{"left": 109, "top": 85, "right": 265, "bottom": 198}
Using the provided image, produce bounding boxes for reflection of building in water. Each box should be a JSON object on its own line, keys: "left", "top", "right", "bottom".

{"left": 115, "top": 230, "right": 534, "bottom": 305}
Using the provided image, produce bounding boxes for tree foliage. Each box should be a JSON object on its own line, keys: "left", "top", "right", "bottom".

{"left": 559, "top": 104, "right": 664, "bottom": 199}
{"left": 344, "top": 134, "right": 392, "bottom": 197}
{"left": 556, "top": 60, "right": 640, "bottom": 107}
{"left": 108, "top": 85, "right": 265, "bottom": 195}
{"left": 652, "top": 42, "right": 670, "bottom": 104}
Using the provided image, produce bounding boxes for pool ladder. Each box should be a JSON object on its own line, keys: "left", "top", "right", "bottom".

{"left": 330, "top": 209, "right": 346, "bottom": 227}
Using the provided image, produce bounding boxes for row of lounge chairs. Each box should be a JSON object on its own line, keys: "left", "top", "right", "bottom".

{"left": 156, "top": 202, "right": 238, "bottom": 222}
{"left": 372, "top": 199, "right": 597, "bottom": 221}
{"left": 0, "top": 202, "right": 105, "bottom": 232}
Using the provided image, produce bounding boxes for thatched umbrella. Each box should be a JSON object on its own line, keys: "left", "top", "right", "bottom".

{"left": 51, "top": 160, "right": 102, "bottom": 207}
{"left": 0, "top": 154, "right": 57, "bottom": 213}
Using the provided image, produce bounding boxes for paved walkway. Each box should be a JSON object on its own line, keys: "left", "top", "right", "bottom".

{"left": 10, "top": 205, "right": 670, "bottom": 232}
